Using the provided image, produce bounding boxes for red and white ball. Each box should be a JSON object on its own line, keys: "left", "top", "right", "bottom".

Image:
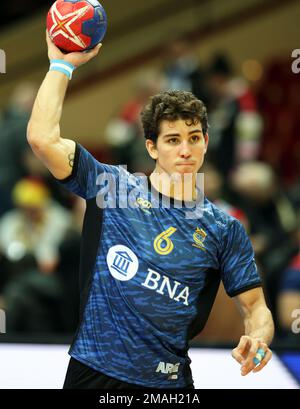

{"left": 46, "top": 0, "right": 107, "bottom": 52}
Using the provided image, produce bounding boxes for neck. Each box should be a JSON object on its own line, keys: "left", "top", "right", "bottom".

{"left": 150, "top": 164, "right": 197, "bottom": 201}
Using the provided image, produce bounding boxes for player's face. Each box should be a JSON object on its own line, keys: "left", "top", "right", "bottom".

{"left": 146, "top": 119, "right": 208, "bottom": 176}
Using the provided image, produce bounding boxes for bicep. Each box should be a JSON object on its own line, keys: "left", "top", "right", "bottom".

{"left": 29, "top": 137, "right": 76, "bottom": 180}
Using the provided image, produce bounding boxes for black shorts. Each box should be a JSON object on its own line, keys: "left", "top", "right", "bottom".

{"left": 63, "top": 357, "right": 152, "bottom": 389}
{"left": 63, "top": 357, "right": 194, "bottom": 389}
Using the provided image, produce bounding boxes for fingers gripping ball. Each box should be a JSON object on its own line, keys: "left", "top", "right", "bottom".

{"left": 47, "top": 0, "right": 107, "bottom": 52}
{"left": 253, "top": 348, "right": 265, "bottom": 366}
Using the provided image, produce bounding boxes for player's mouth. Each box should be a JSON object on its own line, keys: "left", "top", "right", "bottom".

{"left": 176, "top": 162, "right": 196, "bottom": 166}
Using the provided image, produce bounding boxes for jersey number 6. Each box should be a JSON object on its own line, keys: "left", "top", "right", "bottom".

{"left": 154, "top": 227, "right": 177, "bottom": 256}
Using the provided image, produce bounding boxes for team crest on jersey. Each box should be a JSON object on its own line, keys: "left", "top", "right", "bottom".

{"left": 107, "top": 245, "right": 139, "bottom": 281}
{"left": 192, "top": 227, "right": 207, "bottom": 251}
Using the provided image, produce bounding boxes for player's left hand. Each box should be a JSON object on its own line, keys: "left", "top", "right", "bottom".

{"left": 46, "top": 30, "right": 102, "bottom": 68}
{"left": 231, "top": 335, "right": 272, "bottom": 376}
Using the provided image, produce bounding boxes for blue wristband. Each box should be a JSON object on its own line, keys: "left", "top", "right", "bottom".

{"left": 49, "top": 59, "right": 75, "bottom": 80}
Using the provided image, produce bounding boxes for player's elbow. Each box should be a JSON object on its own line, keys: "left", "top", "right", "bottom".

{"left": 27, "top": 121, "right": 37, "bottom": 147}
{"left": 27, "top": 121, "right": 59, "bottom": 151}
{"left": 27, "top": 120, "right": 43, "bottom": 146}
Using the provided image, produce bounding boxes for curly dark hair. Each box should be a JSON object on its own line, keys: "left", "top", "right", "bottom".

{"left": 140, "top": 90, "right": 208, "bottom": 142}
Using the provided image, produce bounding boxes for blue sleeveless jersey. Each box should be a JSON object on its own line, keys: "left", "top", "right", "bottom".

{"left": 58, "top": 143, "right": 262, "bottom": 388}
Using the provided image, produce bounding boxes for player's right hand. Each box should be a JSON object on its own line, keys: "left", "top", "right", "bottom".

{"left": 231, "top": 335, "right": 272, "bottom": 376}
{"left": 46, "top": 30, "right": 102, "bottom": 68}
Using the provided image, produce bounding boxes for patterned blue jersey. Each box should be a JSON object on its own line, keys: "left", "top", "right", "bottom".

{"left": 58, "top": 144, "right": 262, "bottom": 388}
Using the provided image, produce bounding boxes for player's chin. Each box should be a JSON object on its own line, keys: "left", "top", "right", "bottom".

{"left": 175, "top": 164, "right": 197, "bottom": 175}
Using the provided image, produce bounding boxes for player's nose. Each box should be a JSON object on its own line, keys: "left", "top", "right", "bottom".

{"left": 179, "top": 141, "right": 192, "bottom": 158}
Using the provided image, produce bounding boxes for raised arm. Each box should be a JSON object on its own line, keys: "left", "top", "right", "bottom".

{"left": 27, "top": 32, "right": 101, "bottom": 180}
{"left": 231, "top": 287, "right": 274, "bottom": 376}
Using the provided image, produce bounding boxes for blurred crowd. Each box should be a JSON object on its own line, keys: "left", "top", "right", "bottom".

{"left": 0, "top": 38, "right": 299, "bottom": 344}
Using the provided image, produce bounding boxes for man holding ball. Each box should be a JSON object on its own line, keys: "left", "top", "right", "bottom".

{"left": 26, "top": 31, "right": 274, "bottom": 389}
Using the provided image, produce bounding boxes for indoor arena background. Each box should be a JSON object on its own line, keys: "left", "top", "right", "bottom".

{"left": 0, "top": 0, "right": 299, "bottom": 388}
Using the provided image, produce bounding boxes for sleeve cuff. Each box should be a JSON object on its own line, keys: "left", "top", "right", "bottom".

{"left": 56, "top": 142, "right": 80, "bottom": 183}
{"left": 228, "top": 281, "right": 263, "bottom": 298}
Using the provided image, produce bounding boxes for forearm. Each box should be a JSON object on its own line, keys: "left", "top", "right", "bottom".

{"left": 244, "top": 304, "right": 274, "bottom": 345}
{"left": 27, "top": 71, "right": 69, "bottom": 146}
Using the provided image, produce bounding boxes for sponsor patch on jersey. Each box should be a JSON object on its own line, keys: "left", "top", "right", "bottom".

{"left": 156, "top": 361, "right": 180, "bottom": 380}
{"left": 107, "top": 245, "right": 139, "bottom": 281}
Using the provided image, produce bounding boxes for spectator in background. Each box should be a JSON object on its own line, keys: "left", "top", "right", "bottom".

{"left": 207, "top": 54, "right": 263, "bottom": 180}
{"left": 162, "top": 36, "right": 210, "bottom": 104}
{"left": 0, "top": 178, "right": 71, "bottom": 273}
{"left": 0, "top": 82, "right": 37, "bottom": 216}
{"left": 0, "top": 178, "right": 73, "bottom": 332}
{"left": 231, "top": 161, "right": 299, "bottom": 326}
{"left": 258, "top": 59, "right": 300, "bottom": 185}
{"left": 105, "top": 70, "right": 165, "bottom": 173}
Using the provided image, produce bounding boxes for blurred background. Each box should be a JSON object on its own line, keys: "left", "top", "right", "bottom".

{"left": 0, "top": 0, "right": 300, "bottom": 386}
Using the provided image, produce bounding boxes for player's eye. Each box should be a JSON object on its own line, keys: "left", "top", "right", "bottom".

{"left": 190, "top": 135, "right": 201, "bottom": 143}
{"left": 167, "top": 138, "right": 180, "bottom": 145}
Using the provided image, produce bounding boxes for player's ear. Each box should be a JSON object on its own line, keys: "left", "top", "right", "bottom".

{"left": 145, "top": 139, "right": 158, "bottom": 160}
{"left": 204, "top": 133, "right": 209, "bottom": 154}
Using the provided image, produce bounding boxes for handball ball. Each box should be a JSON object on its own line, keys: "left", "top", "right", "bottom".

{"left": 46, "top": 0, "right": 107, "bottom": 52}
